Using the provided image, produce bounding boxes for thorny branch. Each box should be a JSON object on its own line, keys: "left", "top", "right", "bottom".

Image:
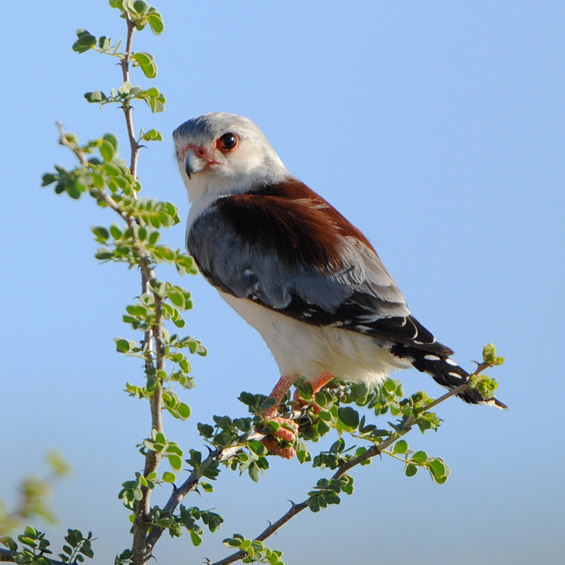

{"left": 57, "top": 18, "right": 164, "bottom": 555}
{"left": 210, "top": 382, "right": 473, "bottom": 565}
{"left": 143, "top": 381, "right": 474, "bottom": 564}
{"left": 0, "top": 549, "right": 65, "bottom": 564}
{"left": 120, "top": 13, "right": 140, "bottom": 179}
{"left": 144, "top": 413, "right": 300, "bottom": 553}
{"left": 114, "top": 19, "right": 164, "bottom": 561}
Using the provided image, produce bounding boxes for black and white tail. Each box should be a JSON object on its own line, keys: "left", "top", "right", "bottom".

{"left": 390, "top": 342, "right": 507, "bottom": 409}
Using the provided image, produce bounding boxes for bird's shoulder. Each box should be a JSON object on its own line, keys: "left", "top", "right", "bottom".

{"left": 190, "top": 177, "right": 376, "bottom": 273}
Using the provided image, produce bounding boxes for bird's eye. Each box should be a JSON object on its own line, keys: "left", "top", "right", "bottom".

{"left": 216, "top": 132, "right": 239, "bottom": 152}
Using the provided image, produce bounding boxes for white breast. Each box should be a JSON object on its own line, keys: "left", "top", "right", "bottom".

{"left": 219, "top": 291, "right": 410, "bottom": 385}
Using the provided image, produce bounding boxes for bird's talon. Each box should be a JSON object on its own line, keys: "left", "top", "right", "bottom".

{"left": 265, "top": 416, "right": 298, "bottom": 442}
{"left": 260, "top": 416, "right": 299, "bottom": 458}
{"left": 261, "top": 437, "right": 296, "bottom": 460}
{"left": 292, "top": 393, "right": 322, "bottom": 415}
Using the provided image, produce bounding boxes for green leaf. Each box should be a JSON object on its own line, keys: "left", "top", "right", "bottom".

{"left": 177, "top": 402, "right": 191, "bottom": 420}
{"left": 66, "top": 180, "right": 83, "bottom": 199}
{"left": 95, "top": 248, "right": 114, "bottom": 260}
{"left": 197, "top": 423, "right": 214, "bottom": 438}
{"left": 384, "top": 379, "right": 397, "bottom": 392}
{"left": 248, "top": 462, "right": 261, "bottom": 482}
{"left": 329, "top": 438, "right": 345, "bottom": 454}
{"left": 337, "top": 406, "right": 359, "bottom": 430}
{"left": 132, "top": 52, "right": 157, "bottom": 78}
{"left": 102, "top": 161, "right": 121, "bottom": 176}
{"left": 110, "top": 224, "right": 122, "bottom": 239}
{"left": 140, "top": 128, "right": 163, "bottom": 142}
{"left": 469, "top": 374, "right": 498, "bottom": 399}
{"left": 132, "top": 0, "right": 148, "bottom": 13}
{"left": 224, "top": 537, "right": 242, "bottom": 548}
{"left": 103, "top": 133, "right": 118, "bottom": 151}
{"left": 92, "top": 172, "right": 104, "bottom": 188}
{"left": 428, "top": 458, "right": 450, "bottom": 484}
{"left": 316, "top": 419, "right": 331, "bottom": 436}
{"left": 84, "top": 90, "right": 107, "bottom": 103}
{"left": 98, "top": 35, "right": 111, "bottom": 50}
{"left": 168, "top": 455, "right": 182, "bottom": 471}
{"left": 314, "top": 390, "right": 331, "bottom": 408}
{"left": 115, "top": 338, "right": 130, "bottom": 353}
{"left": 405, "top": 463, "right": 418, "bottom": 477}
{"left": 308, "top": 496, "right": 321, "bottom": 513}
{"left": 136, "top": 86, "right": 166, "bottom": 113}
{"left": 147, "top": 12, "right": 164, "bottom": 34}
{"left": 100, "top": 139, "right": 116, "bottom": 162}
{"left": 483, "top": 343, "right": 502, "bottom": 365}
{"left": 162, "top": 471, "right": 176, "bottom": 483}
{"left": 247, "top": 440, "right": 267, "bottom": 456}
{"left": 167, "top": 288, "right": 185, "bottom": 308}
{"left": 393, "top": 439, "right": 408, "bottom": 454}
{"left": 42, "top": 173, "right": 57, "bottom": 186}
{"left": 118, "top": 81, "right": 134, "bottom": 95}
{"left": 190, "top": 530, "right": 203, "bottom": 547}
{"left": 411, "top": 450, "right": 428, "bottom": 464}
{"left": 0, "top": 536, "right": 17, "bottom": 552}
{"left": 92, "top": 226, "right": 109, "bottom": 240}
{"left": 73, "top": 29, "right": 97, "bottom": 53}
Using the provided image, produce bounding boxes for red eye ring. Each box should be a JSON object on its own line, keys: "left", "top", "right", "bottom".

{"left": 216, "top": 132, "right": 239, "bottom": 152}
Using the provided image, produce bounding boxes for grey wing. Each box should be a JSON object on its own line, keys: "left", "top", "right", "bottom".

{"left": 185, "top": 209, "right": 433, "bottom": 345}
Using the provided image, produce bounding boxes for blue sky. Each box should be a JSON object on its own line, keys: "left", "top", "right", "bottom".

{"left": 2, "top": 1, "right": 564, "bottom": 563}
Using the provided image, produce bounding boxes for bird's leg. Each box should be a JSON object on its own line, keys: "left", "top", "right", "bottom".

{"left": 262, "top": 373, "right": 298, "bottom": 419}
{"left": 293, "top": 371, "right": 336, "bottom": 412}
{"left": 261, "top": 374, "right": 299, "bottom": 459}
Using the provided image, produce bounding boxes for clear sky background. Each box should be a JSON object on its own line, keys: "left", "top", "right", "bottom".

{"left": 2, "top": 1, "right": 564, "bottom": 564}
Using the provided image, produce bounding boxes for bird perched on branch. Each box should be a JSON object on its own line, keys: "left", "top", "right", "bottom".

{"left": 173, "top": 113, "right": 505, "bottom": 455}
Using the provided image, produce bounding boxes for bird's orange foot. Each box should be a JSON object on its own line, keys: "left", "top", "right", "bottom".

{"left": 292, "top": 372, "right": 336, "bottom": 414}
{"left": 293, "top": 397, "right": 322, "bottom": 414}
{"left": 260, "top": 416, "right": 299, "bottom": 459}
{"left": 292, "top": 388, "right": 324, "bottom": 414}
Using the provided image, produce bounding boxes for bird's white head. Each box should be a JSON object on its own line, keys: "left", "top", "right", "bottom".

{"left": 173, "top": 113, "right": 290, "bottom": 202}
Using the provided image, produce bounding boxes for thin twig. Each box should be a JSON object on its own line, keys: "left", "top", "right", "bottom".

{"left": 211, "top": 381, "right": 476, "bottom": 565}
{"left": 100, "top": 14, "right": 164, "bottom": 563}
{"left": 59, "top": 16, "right": 163, "bottom": 558}
{"left": 56, "top": 9, "right": 165, "bottom": 565}
{"left": 0, "top": 549, "right": 65, "bottom": 564}
{"left": 144, "top": 413, "right": 301, "bottom": 553}
{"left": 417, "top": 381, "right": 470, "bottom": 414}
{"left": 56, "top": 122, "right": 88, "bottom": 167}
{"left": 120, "top": 13, "right": 140, "bottom": 179}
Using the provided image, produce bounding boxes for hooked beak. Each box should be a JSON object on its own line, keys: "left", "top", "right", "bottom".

{"left": 184, "top": 149, "right": 207, "bottom": 180}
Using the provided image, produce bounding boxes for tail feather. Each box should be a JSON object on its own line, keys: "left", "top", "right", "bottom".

{"left": 390, "top": 343, "right": 507, "bottom": 409}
